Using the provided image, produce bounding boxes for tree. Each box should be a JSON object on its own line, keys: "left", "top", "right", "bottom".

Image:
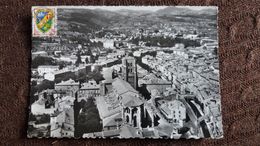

{"left": 30, "top": 86, "right": 38, "bottom": 105}
{"left": 112, "top": 70, "right": 118, "bottom": 79}
{"left": 77, "top": 72, "right": 87, "bottom": 83}
{"left": 58, "top": 61, "right": 66, "bottom": 70}
{"left": 85, "top": 57, "right": 89, "bottom": 64}
{"left": 35, "top": 114, "right": 50, "bottom": 124}
{"left": 37, "top": 131, "right": 44, "bottom": 137}
{"left": 86, "top": 48, "right": 92, "bottom": 55}
{"left": 54, "top": 73, "right": 76, "bottom": 83}
{"left": 193, "top": 30, "right": 197, "bottom": 35}
{"left": 213, "top": 47, "right": 218, "bottom": 56}
{"left": 89, "top": 55, "right": 95, "bottom": 63}
{"left": 31, "top": 80, "right": 37, "bottom": 86}
{"left": 31, "top": 56, "right": 57, "bottom": 68}
{"left": 86, "top": 70, "right": 104, "bottom": 84}
{"left": 35, "top": 80, "right": 55, "bottom": 93}
{"left": 75, "top": 51, "right": 82, "bottom": 66}
{"left": 75, "top": 98, "right": 102, "bottom": 137}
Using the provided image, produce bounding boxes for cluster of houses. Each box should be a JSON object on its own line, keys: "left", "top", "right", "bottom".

{"left": 29, "top": 18, "right": 222, "bottom": 138}
{"left": 140, "top": 39, "right": 223, "bottom": 138}
{"left": 29, "top": 38, "right": 222, "bottom": 138}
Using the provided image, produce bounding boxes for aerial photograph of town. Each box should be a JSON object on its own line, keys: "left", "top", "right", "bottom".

{"left": 28, "top": 6, "right": 223, "bottom": 139}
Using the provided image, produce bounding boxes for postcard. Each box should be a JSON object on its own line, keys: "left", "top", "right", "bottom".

{"left": 28, "top": 6, "right": 223, "bottom": 139}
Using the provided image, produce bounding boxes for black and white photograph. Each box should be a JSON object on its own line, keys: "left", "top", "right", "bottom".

{"left": 28, "top": 6, "right": 223, "bottom": 139}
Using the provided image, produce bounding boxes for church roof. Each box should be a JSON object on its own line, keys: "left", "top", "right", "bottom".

{"left": 112, "top": 78, "right": 143, "bottom": 107}
{"left": 112, "top": 78, "right": 138, "bottom": 95}
{"left": 121, "top": 94, "right": 143, "bottom": 107}
{"left": 103, "top": 112, "right": 122, "bottom": 127}
{"left": 95, "top": 96, "right": 121, "bottom": 119}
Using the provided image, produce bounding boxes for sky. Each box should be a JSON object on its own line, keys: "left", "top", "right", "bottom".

{"left": 83, "top": 6, "right": 217, "bottom": 11}
{"left": 41, "top": 6, "right": 217, "bottom": 12}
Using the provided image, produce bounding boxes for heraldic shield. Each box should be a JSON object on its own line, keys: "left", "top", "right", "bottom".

{"left": 34, "top": 8, "right": 54, "bottom": 33}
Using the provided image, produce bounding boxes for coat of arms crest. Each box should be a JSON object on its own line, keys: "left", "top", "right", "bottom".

{"left": 32, "top": 7, "right": 57, "bottom": 37}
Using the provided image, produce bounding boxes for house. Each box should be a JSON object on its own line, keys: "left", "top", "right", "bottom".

{"left": 78, "top": 80, "right": 100, "bottom": 102}
{"left": 103, "top": 39, "right": 115, "bottom": 49}
{"left": 158, "top": 99, "right": 186, "bottom": 128}
{"left": 37, "top": 65, "right": 59, "bottom": 76}
{"left": 50, "top": 108, "right": 74, "bottom": 137}
{"left": 139, "top": 74, "right": 172, "bottom": 95}
{"left": 32, "top": 51, "right": 48, "bottom": 59}
{"left": 43, "top": 72, "right": 55, "bottom": 81}
{"left": 31, "top": 90, "right": 56, "bottom": 115}
{"left": 54, "top": 79, "right": 80, "bottom": 97}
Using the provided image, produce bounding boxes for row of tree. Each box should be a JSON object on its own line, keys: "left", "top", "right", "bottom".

{"left": 30, "top": 80, "right": 55, "bottom": 105}
{"left": 75, "top": 50, "right": 97, "bottom": 67}
{"left": 31, "top": 56, "right": 69, "bottom": 70}
{"left": 75, "top": 98, "right": 102, "bottom": 137}
{"left": 130, "top": 36, "right": 200, "bottom": 48}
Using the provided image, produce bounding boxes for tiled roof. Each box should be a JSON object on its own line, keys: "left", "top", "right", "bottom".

{"left": 55, "top": 79, "right": 79, "bottom": 86}
{"left": 112, "top": 78, "right": 138, "bottom": 95}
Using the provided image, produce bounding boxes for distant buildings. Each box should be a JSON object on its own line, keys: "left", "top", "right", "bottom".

{"left": 29, "top": 8, "right": 222, "bottom": 138}
{"left": 90, "top": 38, "right": 115, "bottom": 49}
{"left": 103, "top": 39, "right": 115, "bottom": 49}
{"left": 37, "top": 65, "right": 59, "bottom": 76}
{"left": 32, "top": 51, "right": 48, "bottom": 59}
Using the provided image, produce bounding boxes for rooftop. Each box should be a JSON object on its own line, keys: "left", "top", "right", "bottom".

{"left": 119, "top": 125, "right": 143, "bottom": 138}
{"left": 112, "top": 78, "right": 138, "bottom": 95}
{"left": 80, "top": 81, "right": 100, "bottom": 90}
{"left": 38, "top": 65, "right": 59, "bottom": 68}
{"left": 55, "top": 79, "right": 79, "bottom": 86}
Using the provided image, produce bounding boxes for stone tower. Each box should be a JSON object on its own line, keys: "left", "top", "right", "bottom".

{"left": 122, "top": 56, "right": 138, "bottom": 89}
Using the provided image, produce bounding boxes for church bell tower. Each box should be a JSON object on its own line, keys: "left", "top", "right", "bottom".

{"left": 122, "top": 56, "right": 138, "bottom": 89}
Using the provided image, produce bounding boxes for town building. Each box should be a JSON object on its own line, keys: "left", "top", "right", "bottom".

{"left": 139, "top": 74, "right": 172, "bottom": 95}
{"left": 54, "top": 79, "right": 80, "bottom": 97}
{"left": 157, "top": 99, "right": 186, "bottom": 128}
{"left": 37, "top": 65, "right": 59, "bottom": 76}
{"left": 50, "top": 108, "right": 75, "bottom": 137}
{"left": 32, "top": 51, "right": 48, "bottom": 59}
{"left": 78, "top": 80, "right": 100, "bottom": 102}
{"left": 96, "top": 78, "right": 144, "bottom": 131}
{"left": 31, "top": 89, "right": 56, "bottom": 115}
